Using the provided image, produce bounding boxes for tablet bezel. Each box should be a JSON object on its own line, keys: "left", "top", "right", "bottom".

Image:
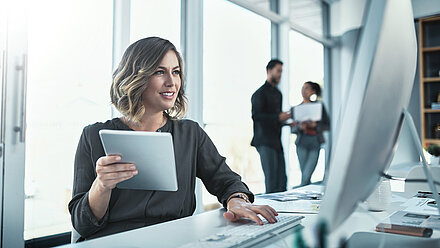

{"left": 98, "top": 129, "right": 178, "bottom": 191}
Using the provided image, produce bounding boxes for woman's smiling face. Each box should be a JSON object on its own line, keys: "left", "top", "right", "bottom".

{"left": 142, "top": 50, "right": 182, "bottom": 113}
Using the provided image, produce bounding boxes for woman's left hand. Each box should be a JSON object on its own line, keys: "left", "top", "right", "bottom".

{"left": 223, "top": 198, "right": 278, "bottom": 225}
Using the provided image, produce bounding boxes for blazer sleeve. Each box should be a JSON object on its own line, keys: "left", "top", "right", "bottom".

{"left": 68, "top": 126, "right": 110, "bottom": 239}
{"left": 195, "top": 124, "right": 254, "bottom": 208}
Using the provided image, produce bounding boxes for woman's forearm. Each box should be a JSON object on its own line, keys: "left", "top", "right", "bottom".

{"left": 88, "top": 179, "right": 112, "bottom": 220}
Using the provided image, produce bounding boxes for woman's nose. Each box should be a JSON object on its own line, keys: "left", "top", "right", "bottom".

{"left": 164, "top": 73, "right": 176, "bottom": 87}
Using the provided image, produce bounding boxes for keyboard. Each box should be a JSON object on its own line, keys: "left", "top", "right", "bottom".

{"left": 178, "top": 215, "right": 304, "bottom": 248}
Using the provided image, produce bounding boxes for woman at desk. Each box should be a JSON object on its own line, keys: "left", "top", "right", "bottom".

{"left": 292, "top": 81, "right": 330, "bottom": 186}
{"left": 68, "top": 37, "right": 278, "bottom": 241}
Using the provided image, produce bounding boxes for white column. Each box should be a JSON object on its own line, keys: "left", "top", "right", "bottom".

{"left": 112, "top": 0, "right": 131, "bottom": 70}
{"left": 269, "top": 0, "right": 279, "bottom": 58}
{"left": 181, "top": 0, "right": 204, "bottom": 213}
{"left": 278, "top": 0, "right": 291, "bottom": 187}
{"left": 111, "top": 0, "right": 131, "bottom": 118}
{"left": 323, "top": 2, "right": 333, "bottom": 180}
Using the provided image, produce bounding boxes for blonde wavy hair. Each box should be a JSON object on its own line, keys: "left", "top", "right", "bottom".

{"left": 111, "top": 37, "right": 187, "bottom": 122}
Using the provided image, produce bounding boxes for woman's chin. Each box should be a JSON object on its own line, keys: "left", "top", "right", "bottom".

{"left": 160, "top": 103, "right": 175, "bottom": 112}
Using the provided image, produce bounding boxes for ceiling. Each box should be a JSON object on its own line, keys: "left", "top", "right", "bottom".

{"left": 241, "top": 0, "right": 326, "bottom": 36}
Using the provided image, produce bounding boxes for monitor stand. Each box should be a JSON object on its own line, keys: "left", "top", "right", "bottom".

{"left": 403, "top": 109, "right": 440, "bottom": 214}
{"left": 346, "top": 109, "right": 440, "bottom": 248}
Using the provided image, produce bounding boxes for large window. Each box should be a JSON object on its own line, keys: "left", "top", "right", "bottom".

{"left": 288, "top": 30, "right": 325, "bottom": 186}
{"left": 24, "top": 0, "right": 183, "bottom": 240}
{"left": 25, "top": 0, "right": 113, "bottom": 239}
{"left": 203, "top": 0, "right": 271, "bottom": 206}
{"left": 130, "top": 0, "right": 180, "bottom": 50}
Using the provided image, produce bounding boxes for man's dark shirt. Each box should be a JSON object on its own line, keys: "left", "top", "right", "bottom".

{"left": 251, "top": 81, "right": 283, "bottom": 151}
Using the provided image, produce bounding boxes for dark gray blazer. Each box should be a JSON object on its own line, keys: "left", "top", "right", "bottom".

{"left": 69, "top": 118, "right": 253, "bottom": 241}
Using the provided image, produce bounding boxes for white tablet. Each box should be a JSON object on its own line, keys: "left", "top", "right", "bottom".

{"left": 291, "top": 103, "right": 322, "bottom": 122}
{"left": 98, "top": 129, "right": 178, "bottom": 191}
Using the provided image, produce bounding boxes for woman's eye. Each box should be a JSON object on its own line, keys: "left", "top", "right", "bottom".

{"left": 154, "top": 70, "right": 164, "bottom": 75}
{"left": 173, "top": 70, "right": 181, "bottom": 75}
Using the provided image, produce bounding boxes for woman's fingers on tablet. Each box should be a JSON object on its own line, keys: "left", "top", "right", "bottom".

{"left": 95, "top": 156, "right": 137, "bottom": 189}
{"left": 100, "top": 175, "right": 133, "bottom": 189}
{"left": 96, "top": 155, "right": 136, "bottom": 172}
{"left": 101, "top": 170, "right": 138, "bottom": 180}
{"left": 105, "top": 175, "right": 134, "bottom": 186}
{"left": 97, "top": 155, "right": 122, "bottom": 167}
{"left": 97, "top": 163, "right": 136, "bottom": 173}
{"left": 115, "top": 163, "right": 136, "bottom": 172}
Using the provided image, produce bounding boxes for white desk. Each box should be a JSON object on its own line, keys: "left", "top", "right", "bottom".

{"left": 59, "top": 185, "right": 440, "bottom": 248}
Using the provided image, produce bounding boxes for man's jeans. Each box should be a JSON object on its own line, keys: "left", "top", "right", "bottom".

{"left": 256, "top": 146, "right": 287, "bottom": 193}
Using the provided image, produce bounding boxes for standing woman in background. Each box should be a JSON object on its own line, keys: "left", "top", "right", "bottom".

{"left": 292, "top": 81, "right": 330, "bottom": 186}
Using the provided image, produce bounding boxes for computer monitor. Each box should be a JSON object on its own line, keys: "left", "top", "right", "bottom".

{"left": 319, "top": 0, "right": 417, "bottom": 232}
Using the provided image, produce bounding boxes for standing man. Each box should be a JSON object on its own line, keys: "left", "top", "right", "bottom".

{"left": 251, "top": 59, "right": 290, "bottom": 193}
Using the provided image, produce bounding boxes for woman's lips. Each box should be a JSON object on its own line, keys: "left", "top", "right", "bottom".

{"left": 159, "top": 91, "right": 175, "bottom": 99}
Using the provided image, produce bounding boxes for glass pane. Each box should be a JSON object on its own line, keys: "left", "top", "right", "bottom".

{"left": 289, "top": 30, "right": 325, "bottom": 186}
{"left": 203, "top": 0, "right": 271, "bottom": 206}
{"left": 289, "top": 30, "right": 324, "bottom": 106}
{"left": 25, "top": 0, "right": 113, "bottom": 239}
{"left": 130, "top": 0, "right": 181, "bottom": 51}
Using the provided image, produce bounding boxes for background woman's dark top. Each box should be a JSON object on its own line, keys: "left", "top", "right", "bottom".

{"left": 292, "top": 104, "right": 330, "bottom": 145}
{"left": 68, "top": 118, "right": 254, "bottom": 241}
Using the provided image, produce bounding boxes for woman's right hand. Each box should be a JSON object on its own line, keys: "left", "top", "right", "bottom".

{"left": 95, "top": 155, "right": 138, "bottom": 191}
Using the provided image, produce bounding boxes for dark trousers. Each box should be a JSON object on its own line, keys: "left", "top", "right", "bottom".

{"left": 256, "top": 146, "right": 287, "bottom": 193}
{"left": 296, "top": 135, "right": 321, "bottom": 186}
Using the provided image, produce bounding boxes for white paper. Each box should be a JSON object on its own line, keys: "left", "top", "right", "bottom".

{"left": 400, "top": 197, "right": 428, "bottom": 207}
{"left": 292, "top": 103, "right": 322, "bottom": 122}
{"left": 270, "top": 200, "right": 320, "bottom": 214}
{"left": 402, "top": 197, "right": 440, "bottom": 215}
{"left": 255, "top": 198, "right": 320, "bottom": 214}
{"left": 254, "top": 186, "right": 323, "bottom": 214}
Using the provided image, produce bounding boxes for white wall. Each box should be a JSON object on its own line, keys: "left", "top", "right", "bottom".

{"left": 330, "top": 0, "right": 440, "bottom": 36}
{"left": 330, "top": 0, "right": 440, "bottom": 98}
{"left": 328, "top": 0, "right": 367, "bottom": 140}
{"left": 330, "top": 0, "right": 367, "bottom": 37}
